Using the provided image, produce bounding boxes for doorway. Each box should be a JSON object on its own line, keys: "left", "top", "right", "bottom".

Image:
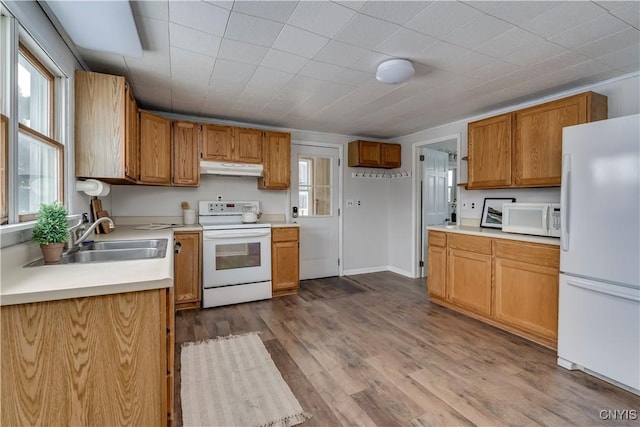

{"left": 412, "top": 134, "right": 460, "bottom": 278}
{"left": 290, "top": 143, "right": 342, "bottom": 279}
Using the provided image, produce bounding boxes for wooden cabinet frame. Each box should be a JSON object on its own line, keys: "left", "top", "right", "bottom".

{"left": 348, "top": 140, "right": 401, "bottom": 169}
{"left": 427, "top": 232, "right": 560, "bottom": 349}
{"left": 272, "top": 227, "right": 300, "bottom": 296}
{"left": 174, "top": 231, "right": 203, "bottom": 311}
{"left": 466, "top": 91, "right": 607, "bottom": 189}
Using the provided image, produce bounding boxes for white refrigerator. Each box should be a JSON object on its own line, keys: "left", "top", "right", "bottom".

{"left": 558, "top": 114, "right": 640, "bottom": 395}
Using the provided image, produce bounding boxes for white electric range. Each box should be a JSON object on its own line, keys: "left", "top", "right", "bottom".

{"left": 198, "top": 200, "right": 272, "bottom": 308}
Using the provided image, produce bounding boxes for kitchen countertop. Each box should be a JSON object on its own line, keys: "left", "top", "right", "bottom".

{"left": 427, "top": 224, "right": 560, "bottom": 246}
{"left": 0, "top": 226, "right": 175, "bottom": 306}
{"left": 268, "top": 221, "right": 300, "bottom": 228}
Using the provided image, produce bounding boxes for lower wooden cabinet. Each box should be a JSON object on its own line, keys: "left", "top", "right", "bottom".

{"left": 426, "top": 231, "right": 560, "bottom": 349}
{"left": 494, "top": 240, "right": 559, "bottom": 342}
{"left": 174, "top": 230, "right": 202, "bottom": 311}
{"left": 271, "top": 227, "right": 299, "bottom": 296}
{"left": 448, "top": 248, "right": 492, "bottom": 316}
{"left": 426, "top": 231, "right": 446, "bottom": 298}
{"left": 1, "top": 287, "right": 174, "bottom": 426}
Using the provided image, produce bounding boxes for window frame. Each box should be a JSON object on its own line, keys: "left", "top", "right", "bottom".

{"left": 18, "top": 41, "right": 55, "bottom": 138}
{"left": 1, "top": 11, "right": 66, "bottom": 227}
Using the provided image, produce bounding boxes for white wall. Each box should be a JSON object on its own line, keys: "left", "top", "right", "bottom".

{"left": 110, "top": 121, "right": 392, "bottom": 273}
{"left": 389, "top": 73, "right": 640, "bottom": 277}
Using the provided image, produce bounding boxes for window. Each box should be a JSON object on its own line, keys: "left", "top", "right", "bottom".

{"left": 0, "top": 7, "right": 65, "bottom": 226}
{"left": 298, "top": 156, "right": 332, "bottom": 217}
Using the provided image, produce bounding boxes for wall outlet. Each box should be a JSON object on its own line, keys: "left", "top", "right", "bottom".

{"left": 471, "top": 202, "right": 476, "bottom": 209}
{"left": 346, "top": 199, "right": 355, "bottom": 208}
{"left": 357, "top": 200, "right": 361, "bottom": 206}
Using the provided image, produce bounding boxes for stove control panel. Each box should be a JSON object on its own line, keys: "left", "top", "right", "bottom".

{"left": 199, "top": 200, "right": 258, "bottom": 215}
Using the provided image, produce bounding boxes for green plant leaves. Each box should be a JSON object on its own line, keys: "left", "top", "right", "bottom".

{"left": 32, "top": 202, "right": 69, "bottom": 244}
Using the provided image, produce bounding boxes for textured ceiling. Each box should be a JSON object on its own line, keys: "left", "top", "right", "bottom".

{"left": 60, "top": 1, "right": 640, "bottom": 138}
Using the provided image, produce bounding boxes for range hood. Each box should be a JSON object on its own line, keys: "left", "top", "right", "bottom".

{"left": 200, "top": 160, "right": 263, "bottom": 177}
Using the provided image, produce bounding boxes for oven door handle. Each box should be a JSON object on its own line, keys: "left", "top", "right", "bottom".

{"left": 203, "top": 230, "right": 271, "bottom": 239}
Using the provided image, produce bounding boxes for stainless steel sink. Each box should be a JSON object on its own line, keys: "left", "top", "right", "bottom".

{"left": 81, "top": 239, "right": 167, "bottom": 251}
{"left": 25, "top": 239, "right": 168, "bottom": 266}
{"left": 66, "top": 248, "right": 164, "bottom": 263}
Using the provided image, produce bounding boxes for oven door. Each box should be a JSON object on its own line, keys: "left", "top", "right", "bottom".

{"left": 202, "top": 229, "right": 271, "bottom": 288}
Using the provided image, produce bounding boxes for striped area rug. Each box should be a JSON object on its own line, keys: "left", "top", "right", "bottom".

{"left": 180, "top": 332, "right": 311, "bottom": 427}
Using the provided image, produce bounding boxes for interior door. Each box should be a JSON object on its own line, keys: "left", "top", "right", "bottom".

{"left": 290, "top": 144, "right": 339, "bottom": 280}
{"left": 421, "top": 148, "right": 449, "bottom": 277}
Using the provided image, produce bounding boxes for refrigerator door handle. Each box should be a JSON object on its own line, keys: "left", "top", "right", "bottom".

{"left": 561, "top": 154, "right": 571, "bottom": 251}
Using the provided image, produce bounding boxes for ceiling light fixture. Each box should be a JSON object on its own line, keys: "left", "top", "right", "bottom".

{"left": 45, "top": 1, "right": 143, "bottom": 58}
{"left": 376, "top": 59, "right": 415, "bottom": 84}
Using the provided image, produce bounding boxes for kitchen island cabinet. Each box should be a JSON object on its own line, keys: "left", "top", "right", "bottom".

{"left": 75, "top": 70, "right": 139, "bottom": 183}
{"left": 174, "top": 230, "right": 202, "bottom": 310}
{"left": 1, "top": 287, "right": 175, "bottom": 426}
{"left": 271, "top": 226, "right": 299, "bottom": 296}
{"left": 426, "top": 226, "right": 559, "bottom": 349}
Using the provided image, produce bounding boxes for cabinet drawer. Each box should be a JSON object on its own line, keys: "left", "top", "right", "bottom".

{"left": 272, "top": 227, "right": 299, "bottom": 243}
{"left": 494, "top": 239, "right": 559, "bottom": 269}
{"left": 448, "top": 233, "right": 491, "bottom": 255}
{"left": 428, "top": 231, "right": 446, "bottom": 247}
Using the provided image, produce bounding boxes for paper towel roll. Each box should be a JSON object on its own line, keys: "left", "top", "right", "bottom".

{"left": 75, "top": 179, "right": 111, "bottom": 197}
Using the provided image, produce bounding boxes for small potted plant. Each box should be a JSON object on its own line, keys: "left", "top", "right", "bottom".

{"left": 32, "top": 202, "right": 69, "bottom": 263}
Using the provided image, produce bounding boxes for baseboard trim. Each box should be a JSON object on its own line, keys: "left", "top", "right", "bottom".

{"left": 342, "top": 266, "right": 413, "bottom": 278}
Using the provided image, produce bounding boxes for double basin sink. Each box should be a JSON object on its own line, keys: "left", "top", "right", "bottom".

{"left": 26, "top": 239, "right": 168, "bottom": 266}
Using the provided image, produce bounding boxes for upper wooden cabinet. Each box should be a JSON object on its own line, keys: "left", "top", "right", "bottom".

{"left": 139, "top": 111, "right": 172, "bottom": 185}
{"left": 467, "top": 113, "right": 513, "bottom": 189}
{"left": 514, "top": 92, "right": 607, "bottom": 186}
{"left": 172, "top": 121, "right": 200, "bottom": 187}
{"left": 466, "top": 91, "right": 607, "bottom": 189}
{"left": 235, "top": 128, "right": 262, "bottom": 164}
{"left": 348, "top": 140, "right": 401, "bottom": 169}
{"left": 75, "top": 70, "right": 139, "bottom": 183}
{"left": 259, "top": 131, "right": 291, "bottom": 190}
{"left": 202, "top": 125, "right": 262, "bottom": 164}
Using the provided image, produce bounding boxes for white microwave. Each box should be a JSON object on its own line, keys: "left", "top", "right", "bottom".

{"left": 502, "top": 203, "right": 561, "bottom": 237}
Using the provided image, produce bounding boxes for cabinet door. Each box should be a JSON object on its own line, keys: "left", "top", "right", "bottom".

{"left": 75, "top": 70, "right": 129, "bottom": 180}
{"left": 494, "top": 258, "right": 559, "bottom": 341}
{"left": 172, "top": 121, "right": 200, "bottom": 187}
{"left": 125, "top": 85, "right": 139, "bottom": 181}
{"left": 348, "top": 140, "right": 380, "bottom": 167}
{"left": 447, "top": 248, "right": 492, "bottom": 316}
{"left": 467, "top": 113, "right": 513, "bottom": 189}
{"left": 174, "top": 232, "right": 202, "bottom": 309}
{"left": 139, "top": 111, "right": 172, "bottom": 185}
{"left": 427, "top": 245, "right": 446, "bottom": 299}
{"left": 259, "top": 131, "right": 291, "bottom": 189}
{"left": 202, "top": 124, "right": 232, "bottom": 161}
{"left": 380, "top": 143, "right": 401, "bottom": 168}
{"left": 514, "top": 94, "right": 588, "bottom": 187}
{"left": 233, "top": 128, "right": 262, "bottom": 164}
{"left": 272, "top": 228, "right": 299, "bottom": 294}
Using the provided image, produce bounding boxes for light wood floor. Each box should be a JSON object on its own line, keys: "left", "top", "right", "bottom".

{"left": 175, "top": 272, "right": 639, "bottom": 426}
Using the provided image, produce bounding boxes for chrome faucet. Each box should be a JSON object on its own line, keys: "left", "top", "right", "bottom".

{"left": 69, "top": 217, "right": 115, "bottom": 249}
